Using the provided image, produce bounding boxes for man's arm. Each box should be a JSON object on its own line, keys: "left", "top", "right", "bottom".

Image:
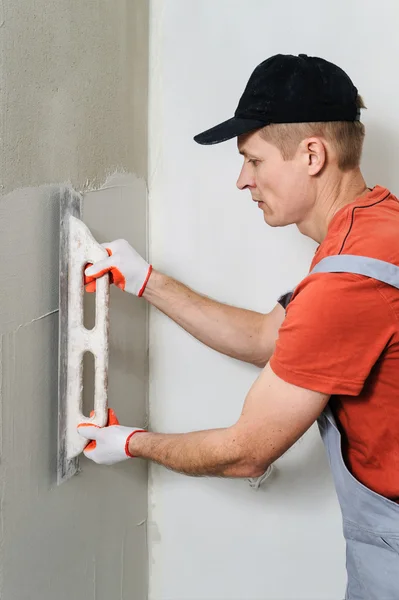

{"left": 85, "top": 241, "right": 286, "bottom": 367}
{"left": 128, "top": 362, "right": 330, "bottom": 477}
{"left": 143, "top": 269, "right": 285, "bottom": 368}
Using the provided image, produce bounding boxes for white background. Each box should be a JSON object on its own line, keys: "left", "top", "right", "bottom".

{"left": 148, "top": 1, "right": 399, "bottom": 598}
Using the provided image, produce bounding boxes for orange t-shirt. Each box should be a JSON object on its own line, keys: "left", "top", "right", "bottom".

{"left": 270, "top": 185, "right": 399, "bottom": 502}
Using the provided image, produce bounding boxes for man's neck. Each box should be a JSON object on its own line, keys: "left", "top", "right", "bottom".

{"left": 298, "top": 169, "right": 368, "bottom": 243}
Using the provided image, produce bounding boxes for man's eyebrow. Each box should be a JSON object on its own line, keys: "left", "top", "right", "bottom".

{"left": 238, "top": 149, "right": 260, "bottom": 159}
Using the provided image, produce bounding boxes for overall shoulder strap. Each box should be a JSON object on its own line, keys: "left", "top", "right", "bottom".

{"left": 310, "top": 255, "right": 399, "bottom": 291}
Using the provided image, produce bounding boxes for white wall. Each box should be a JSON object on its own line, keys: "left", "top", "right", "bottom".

{"left": 148, "top": 1, "right": 399, "bottom": 599}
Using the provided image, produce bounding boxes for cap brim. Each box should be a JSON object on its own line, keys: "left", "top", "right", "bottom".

{"left": 194, "top": 117, "right": 267, "bottom": 145}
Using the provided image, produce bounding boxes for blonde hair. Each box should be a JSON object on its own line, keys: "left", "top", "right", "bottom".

{"left": 260, "top": 95, "right": 366, "bottom": 171}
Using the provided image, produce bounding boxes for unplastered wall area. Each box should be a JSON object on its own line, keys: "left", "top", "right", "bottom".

{"left": 148, "top": 1, "right": 399, "bottom": 599}
{"left": 0, "top": 2, "right": 149, "bottom": 600}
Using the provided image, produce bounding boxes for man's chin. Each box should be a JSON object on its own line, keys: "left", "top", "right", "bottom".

{"left": 263, "top": 213, "right": 286, "bottom": 228}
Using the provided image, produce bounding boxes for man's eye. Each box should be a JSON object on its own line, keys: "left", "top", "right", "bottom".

{"left": 248, "top": 159, "right": 259, "bottom": 166}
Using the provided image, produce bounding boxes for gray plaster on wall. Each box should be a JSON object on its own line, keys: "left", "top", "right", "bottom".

{"left": 0, "top": 0, "right": 150, "bottom": 597}
{"left": 0, "top": 177, "right": 148, "bottom": 599}
{"left": 0, "top": 0, "right": 149, "bottom": 193}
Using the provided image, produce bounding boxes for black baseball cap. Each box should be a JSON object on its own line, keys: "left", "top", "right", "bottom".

{"left": 194, "top": 53, "right": 360, "bottom": 145}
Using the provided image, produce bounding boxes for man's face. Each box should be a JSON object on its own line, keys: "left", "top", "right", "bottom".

{"left": 237, "top": 130, "right": 313, "bottom": 228}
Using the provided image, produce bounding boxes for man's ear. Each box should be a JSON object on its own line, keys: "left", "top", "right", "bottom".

{"left": 300, "top": 137, "right": 326, "bottom": 175}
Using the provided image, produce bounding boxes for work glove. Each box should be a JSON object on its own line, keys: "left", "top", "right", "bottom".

{"left": 84, "top": 239, "right": 152, "bottom": 296}
{"left": 77, "top": 408, "right": 146, "bottom": 465}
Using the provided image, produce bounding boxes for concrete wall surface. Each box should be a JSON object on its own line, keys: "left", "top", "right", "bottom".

{"left": 0, "top": 0, "right": 148, "bottom": 193}
{"left": 0, "top": 1, "right": 149, "bottom": 599}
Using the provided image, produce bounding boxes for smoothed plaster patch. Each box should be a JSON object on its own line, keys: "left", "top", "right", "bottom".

{"left": 0, "top": 172, "right": 147, "bottom": 337}
{"left": 0, "top": 170, "right": 148, "bottom": 599}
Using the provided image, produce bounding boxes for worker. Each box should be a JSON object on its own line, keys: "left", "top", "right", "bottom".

{"left": 79, "top": 54, "right": 399, "bottom": 599}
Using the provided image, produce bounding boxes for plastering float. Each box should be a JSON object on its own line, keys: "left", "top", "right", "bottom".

{"left": 58, "top": 189, "right": 110, "bottom": 484}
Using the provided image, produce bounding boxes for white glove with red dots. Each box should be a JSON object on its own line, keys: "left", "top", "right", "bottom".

{"left": 77, "top": 408, "right": 146, "bottom": 465}
{"left": 84, "top": 239, "right": 152, "bottom": 296}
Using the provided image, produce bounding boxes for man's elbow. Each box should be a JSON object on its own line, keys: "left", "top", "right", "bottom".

{"left": 228, "top": 449, "right": 271, "bottom": 478}
{"left": 231, "top": 460, "right": 270, "bottom": 479}
{"left": 225, "top": 426, "right": 272, "bottom": 478}
{"left": 245, "top": 459, "right": 271, "bottom": 478}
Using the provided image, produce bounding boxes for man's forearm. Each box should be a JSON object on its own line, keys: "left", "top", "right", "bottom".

{"left": 143, "top": 269, "right": 279, "bottom": 366}
{"left": 128, "top": 427, "right": 262, "bottom": 478}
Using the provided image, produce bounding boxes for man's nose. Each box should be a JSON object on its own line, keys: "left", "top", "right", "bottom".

{"left": 236, "top": 164, "right": 255, "bottom": 190}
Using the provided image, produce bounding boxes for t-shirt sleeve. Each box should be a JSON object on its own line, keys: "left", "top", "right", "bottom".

{"left": 270, "top": 272, "right": 395, "bottom": 395}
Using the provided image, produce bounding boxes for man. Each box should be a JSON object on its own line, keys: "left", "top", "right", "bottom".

{"left": 79, "top": 54, "right": 399, "bottom": 599}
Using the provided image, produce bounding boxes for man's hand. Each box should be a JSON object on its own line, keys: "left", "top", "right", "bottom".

{"left": 84, "top": 239, "right": 152, "bottom": 296}
{"left": 77, "top": 408, "right": 147, "bottom": 465}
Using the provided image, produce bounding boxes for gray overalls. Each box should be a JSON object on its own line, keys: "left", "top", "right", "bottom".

{"left": 302, "top": 255, "right": 399, "bottom": 599}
